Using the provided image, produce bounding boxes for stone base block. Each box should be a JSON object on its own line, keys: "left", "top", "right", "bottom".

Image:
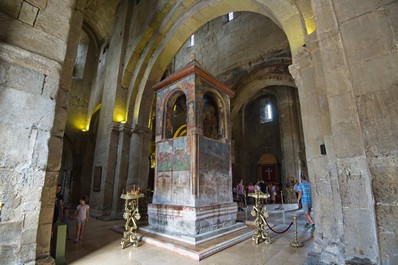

{"left": 138, "top": 224, "right": 254, "bottom": 260}
{"left": 146, "top": 202, "right": 238, "bottom": 244}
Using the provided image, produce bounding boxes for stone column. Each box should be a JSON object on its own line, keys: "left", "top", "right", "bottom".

{"left": 127, "top": 124, "right": 152, "bottom": 190}
{"left": 89, "top": 0, "right": 133, "bottom": 216}
{"left": 279, "top": 91, "right": 300, "bottom": 182}
{"left": 291, "top": 2, "right": 381, "bottom": 259}
{"left": 290, "top": 42, "right": 346, "bottom": 264}
{"left": 90, "top": 122, "right": 119, "bottom": 216}
{"left": 111, "top": 123, "right": 133, "bottom": 217}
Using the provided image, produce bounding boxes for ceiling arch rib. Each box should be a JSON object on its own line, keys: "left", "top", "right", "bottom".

{"left": 123, "top": 0, "right": 309, "bottom": 125}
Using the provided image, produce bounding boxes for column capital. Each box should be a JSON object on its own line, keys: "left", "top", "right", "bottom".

{"left": 131, "top": 123, "right": 151, "bottom": 135}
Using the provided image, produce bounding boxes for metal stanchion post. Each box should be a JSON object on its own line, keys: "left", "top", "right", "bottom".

{"left": 290, "top": 216, "right": 303, "bottom": 247}
{"left": 279, "top": 190, "right": 285, "bottom": 210}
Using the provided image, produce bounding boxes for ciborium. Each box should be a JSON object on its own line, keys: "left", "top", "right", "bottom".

{"left": 120, "top": 187, "right": 145, "bottom": 249}
{"left": 248, "top": 190, "right": 271, "bottom": 244}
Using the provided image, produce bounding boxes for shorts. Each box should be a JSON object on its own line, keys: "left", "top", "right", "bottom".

{"left": 302, "top": 203, "right": 312, "bottom": 213}
{"left": 76, "top": 219, "right": 86, "bottom": 224}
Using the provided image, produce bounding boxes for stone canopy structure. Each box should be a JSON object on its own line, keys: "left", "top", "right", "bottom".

{"left": 0, "top": 0, "right": 397, "bottom": 265}
{"left": 146, "top": 61, "right": 242, "bottom": 243}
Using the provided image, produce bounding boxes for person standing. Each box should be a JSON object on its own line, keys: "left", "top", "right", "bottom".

{"left": 53, "top": 184, "right": 64, "bottom": 225}
{"left": 254, "top": 181, "right": 261, "bottom": 192}
{"left": 270, "top": 184, "right": 276, "bottom": 204}
{"left": 74, "top": 196, "right": 90, "bottom": 242}
{"left": 236, "top": 179, "right": 246, "bottom": 211}
{"left": 293, "top": 179, "right": 302, "bottom": 209}
{"left": 297, "top": 174, "right": 315, "bottom": 232}
{"left": 247, "top": 182, "right": 255, "bottom": 204}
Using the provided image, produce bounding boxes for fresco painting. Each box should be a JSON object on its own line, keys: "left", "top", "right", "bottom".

{"left": 172, "top": 137, "right": 190, "bottom": 171}
{"left": 157, "top": 140, "right": 174, "bottom": 171}
{"left": 157, "top": 137, "right": 190, "bottom": 172}
{"left": 154, "top": 173, "right": 172, "bottom": 203}
{"left": 199, "top": 137, "right": 229, "bottom": 175}
{"left": 172, "top": 172, "right": 190, "bottom": 203}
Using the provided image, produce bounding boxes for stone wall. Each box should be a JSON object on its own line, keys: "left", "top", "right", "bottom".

{"left": 0, "top": 0, "right": 79, "bottom": 263}
{"left": 290, "top": 0, "right": 398, "bottom": 264}
{"left": 173, "top": 12, "right": 290, "bottom": 88}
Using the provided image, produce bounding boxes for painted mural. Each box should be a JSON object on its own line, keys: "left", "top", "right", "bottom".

{"left": 198, "top": 136, "right": 229, "bottom": 174}
{"left": 198, "top": 136, "right": 231, "bottom": 203}
{"left": 173, "top": 137, "right": 190, "bottom": 171}
{"left": 155, "top": 172, "right": 172, "bottom": 203}
{"left": 171, "top": 171, "right": 190, "bottom": 203}
{"left": 157, "top": 137, "right": 190, "bottom": 172}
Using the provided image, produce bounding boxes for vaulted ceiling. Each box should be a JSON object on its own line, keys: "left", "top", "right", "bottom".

{"left": 83, "top": 0, "right": 118, "bottom": 43}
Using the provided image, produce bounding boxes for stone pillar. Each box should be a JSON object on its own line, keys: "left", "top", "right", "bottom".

{"left": 291, "top": 0, "right": 383, "bottom": 259}
{"left": 111, "top": 123, "right": 133, "bottom": 217}
{"left": 0, "top": 0, "right": 83, "bottom": 263}
{"left": 279, "top": 92, "right": 301, "bottom": 182}
{"left": 89, "top": 122, "right": 119, "bottom": 216}
{"left": 290, "top": 43, "right": 346, "bottom": 264}
{"left": 291, "top": 45, "right": 350, "bottom": 264}
{"left": 127, "top": 124, "right": 152, "bottom": 190}
{"left": 89, "top": 0, "right": 133, "bottom": 216}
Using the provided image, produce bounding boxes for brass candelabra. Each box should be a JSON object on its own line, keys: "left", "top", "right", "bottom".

{"left": 120, "top": 187, "right": 145, "bottom": 249}
{"left": 248, "top": 190, "right": 271, "bottom": 245}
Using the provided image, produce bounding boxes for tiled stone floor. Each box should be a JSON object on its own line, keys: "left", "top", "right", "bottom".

{"left": 65, "top": 204, "right": 314, "bottom": 265}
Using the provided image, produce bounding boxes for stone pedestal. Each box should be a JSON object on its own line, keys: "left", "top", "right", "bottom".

{"left": 146, "top": 203, "right": 239, "bottom": 244}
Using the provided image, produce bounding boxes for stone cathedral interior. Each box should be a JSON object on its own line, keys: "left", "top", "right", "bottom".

{"left": 0, "top": 0, "right": 397, "bottom": 264}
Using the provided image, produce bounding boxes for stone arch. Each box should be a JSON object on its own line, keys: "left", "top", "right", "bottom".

{"left": 163, "top": 90, "right": 187, "bottom": 139}
{"left": 123, "top": 0, "right": 312, "bottom": 126}
{"left": 231, "top": 65, "right": 296, "bottom": 120}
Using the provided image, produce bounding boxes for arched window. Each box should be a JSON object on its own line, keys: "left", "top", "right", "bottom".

{"left": 164, "top": 92, "right": 187, "bottom": 139}
{"left": 72, "top": 32, "right": 89, "bottom": 79}
{"left": 260, "top": 98, "right": 273, "bottom": 123}
{"left": 188, "top": 34, "right": 195, "bottom": 47}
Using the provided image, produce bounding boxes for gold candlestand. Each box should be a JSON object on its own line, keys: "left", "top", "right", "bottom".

{"left": 248, "top": 191, "right": 271, "bottom": 245}
{"left": 120, "top": 188, "right": 145, "bottom": 249}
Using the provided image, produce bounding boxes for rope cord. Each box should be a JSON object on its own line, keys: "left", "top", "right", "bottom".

{"left": 264, "top": 216, "right": 293, "bottom": 234}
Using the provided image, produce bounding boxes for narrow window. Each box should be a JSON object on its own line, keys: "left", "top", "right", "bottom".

{"left": 189, "top": 34, "right": 195, "bottom": 47}
{"left": 260, "top": 99, "right": 273, "bottom": 123}
{"left": 228, "top": 12, "right": 234, "bottom": 21}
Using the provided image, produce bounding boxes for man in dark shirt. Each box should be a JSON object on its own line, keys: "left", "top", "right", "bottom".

{"left": 53, "top": 184, "right": 64, "bottom": 225}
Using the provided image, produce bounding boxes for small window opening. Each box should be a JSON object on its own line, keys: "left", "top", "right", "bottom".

{"left": 228, "top": 12, "right": 234, "bottom": 21}
{"left": 260, "top": 99, "right": 273, "bottom": 123}
{"left": 189, "top": 34, "right": 195, "bottom": 47}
